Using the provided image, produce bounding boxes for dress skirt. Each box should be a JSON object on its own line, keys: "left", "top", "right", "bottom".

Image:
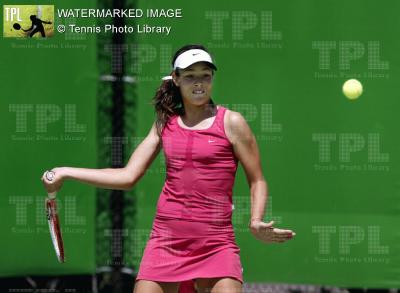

{"left": 136, "top": 215, "right": 243, "bottom": 284}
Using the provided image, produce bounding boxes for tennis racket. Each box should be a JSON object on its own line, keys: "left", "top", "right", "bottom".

{"left": 45, "top": 171, "right": 65, "bottom": 263}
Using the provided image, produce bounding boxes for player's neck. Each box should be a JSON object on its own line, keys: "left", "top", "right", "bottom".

{"left": 181, "top": 103, "right": 217, "bottom": 125}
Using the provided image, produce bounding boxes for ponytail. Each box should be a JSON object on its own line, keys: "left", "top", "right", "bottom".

{"left": 152, "top": 76, "right": 183, "bottom": 137}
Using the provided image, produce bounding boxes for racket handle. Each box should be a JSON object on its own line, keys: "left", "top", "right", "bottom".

{"left": 45, "top": 171, "right": 57, "bottom": 199}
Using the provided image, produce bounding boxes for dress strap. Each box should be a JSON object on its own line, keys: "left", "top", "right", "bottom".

{"left": 215, "top": 105, "right": 226, "bottom": 133}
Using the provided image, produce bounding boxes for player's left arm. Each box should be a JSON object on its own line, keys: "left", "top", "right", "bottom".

{"left": 225, "top": 110, "right": 268, "bottom": 223}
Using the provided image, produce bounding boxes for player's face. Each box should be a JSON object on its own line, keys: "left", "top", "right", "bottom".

{"left": 173, "top": 62, "right": 214, "bottom": 106}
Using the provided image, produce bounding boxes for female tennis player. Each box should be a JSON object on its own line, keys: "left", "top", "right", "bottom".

{"left": 41, "top": 44, "right": 296, "bottom": 293}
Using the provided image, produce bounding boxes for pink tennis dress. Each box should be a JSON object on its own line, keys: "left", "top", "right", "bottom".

{"left": 136, "top": 105, "right": 243, "bottom": 284}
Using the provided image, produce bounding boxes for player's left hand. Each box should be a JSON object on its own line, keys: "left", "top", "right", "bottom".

{"left": 249, "top": 220, "right": 296, "bottom": 244}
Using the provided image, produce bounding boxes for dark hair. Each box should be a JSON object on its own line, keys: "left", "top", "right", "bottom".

{"left": 152, "top": 44, "right": 216, "bottom": 137}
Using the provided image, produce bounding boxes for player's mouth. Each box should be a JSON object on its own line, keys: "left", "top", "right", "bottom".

{"left": 192, "top": 90, "right": 205, "bottom": 94}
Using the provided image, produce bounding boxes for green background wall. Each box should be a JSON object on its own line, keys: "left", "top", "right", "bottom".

{"left": 1, "top": 0, "right": 399, "bottom": 288}
{"left": 131, "top": 0, "right": 400, "bottom": 288}
{"left": 0, "top": 1, "right": 97, "bottom": 276}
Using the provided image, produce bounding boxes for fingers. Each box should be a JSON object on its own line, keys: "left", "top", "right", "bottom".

{"left": 274, "top": 230, "right": 296, "bottom": 243}
{"left": 258, "top": 221, "right": 274, "bottom": 229}
{"left": 41, "top": 169, "right": 61, "bottom": 194}
{"left": 259, "top": 224, "right": 294, "bottom": 235}
{"left": 259, "top": 222, "right": 296, "bottom": 236}
{"left": 253, "top": 229, "right": 296, "bottom": 244}
{"left": 41, "top": 170, "right": 52, "bottom": 184}
{"left": 271, "top": 231, "right": 294, "bottom": 240}
{"left": 42, "top": 169, "right": 56, "bottom": 181}
{"left": 261, "top": 225, "right": 297, "bottom": 243}
{"left": 272, "top": 228, "right": 295, "bottom": 235}
{"left": 45, "top": 170, "right": 55, "bottom": 181}
{"left": 269, "top": 234, "right": 294, "bottom": 243}
{"left": 260, "top": 234, "right": 292, "bottom": 244}
{"left": 273, "top": 231, "right": 296, "bottom": 243}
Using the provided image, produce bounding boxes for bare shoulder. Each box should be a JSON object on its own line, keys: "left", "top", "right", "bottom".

{"left": 224, "top": 109, "right": 253, "bottom": 146}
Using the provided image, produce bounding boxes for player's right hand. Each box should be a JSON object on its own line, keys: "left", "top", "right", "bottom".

{"left": 41, "top": 168, "right": 65, "bottom": 195}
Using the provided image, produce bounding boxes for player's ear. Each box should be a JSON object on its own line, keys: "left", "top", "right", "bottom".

{"left": 172, "top": 71, "right": 179, "bottom": 87}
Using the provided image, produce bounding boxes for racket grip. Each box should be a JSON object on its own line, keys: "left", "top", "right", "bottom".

{"left": 45, "top": 171, "right": 57, "bottom": 199}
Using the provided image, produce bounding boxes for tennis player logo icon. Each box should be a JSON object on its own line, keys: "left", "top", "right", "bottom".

{"left": 3, "top": 5, "right": 54, "bottom": 38}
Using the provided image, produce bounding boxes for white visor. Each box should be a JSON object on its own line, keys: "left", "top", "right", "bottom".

{"left": 162, "top": 49, "right": 217, "bottom": 80}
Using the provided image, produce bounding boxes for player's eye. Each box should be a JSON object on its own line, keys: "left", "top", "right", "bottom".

{"left": 183, "top": 75, "right": 194, "bottom": 81}
{"left": 203, "top": 74, "right": 212, "bottom": 81}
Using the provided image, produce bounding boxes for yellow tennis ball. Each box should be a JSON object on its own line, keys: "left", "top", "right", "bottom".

{"left": 342, "top": 79, "right": 363, "bottom": 100}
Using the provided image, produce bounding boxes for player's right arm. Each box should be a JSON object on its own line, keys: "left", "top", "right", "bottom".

{"left": 22, "top": 24, "right": 33, "bottom": 32}
{"left": 41, "top": 122, "right": 161, "bottom": 192}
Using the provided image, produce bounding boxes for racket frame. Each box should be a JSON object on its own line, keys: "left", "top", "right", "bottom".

{"left": 46, "top": 197, "right": 65, "bottom": 263}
